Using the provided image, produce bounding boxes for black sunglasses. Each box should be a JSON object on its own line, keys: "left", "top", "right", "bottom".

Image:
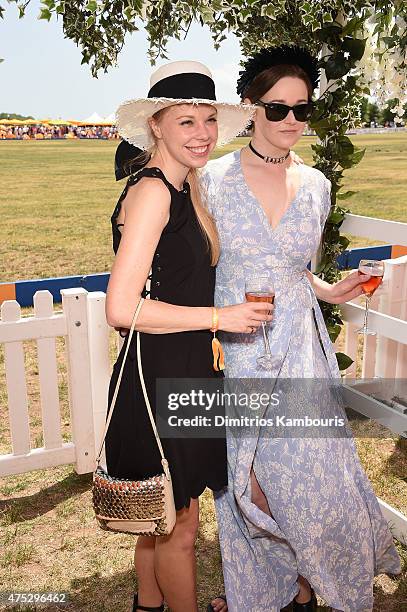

{"left": 256, "top": 100, "right": 314, "bottom": 122}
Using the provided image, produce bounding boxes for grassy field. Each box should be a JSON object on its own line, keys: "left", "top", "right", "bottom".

{"left": 1, "top": 133, "right": 406, "bottom": 283}
{"left": 0, "top": 134, "right": 406, "bottom": 611}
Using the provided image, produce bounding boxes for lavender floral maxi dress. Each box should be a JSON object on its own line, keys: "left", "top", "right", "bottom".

{"left": 201, "top": 150, "right": 400, "bottom": 612}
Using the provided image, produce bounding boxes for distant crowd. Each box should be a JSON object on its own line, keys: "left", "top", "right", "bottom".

{"left": 1, "top": 122, "right": 404, "bottom": 142}
{"left": 0, "top": 124, "right": 119, "bottom": 140}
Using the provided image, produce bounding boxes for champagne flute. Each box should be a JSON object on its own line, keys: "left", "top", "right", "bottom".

{"left": 356, "top": 259, "right": 384, "bottom": 336}
{"left": 245, "top": 277, "right": 278, "bottom": 369}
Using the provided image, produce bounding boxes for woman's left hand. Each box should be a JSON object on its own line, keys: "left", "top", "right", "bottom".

{"left": 325, "top": 270, "right": 372, "bottom": 304}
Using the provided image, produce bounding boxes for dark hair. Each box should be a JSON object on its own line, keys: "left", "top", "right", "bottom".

{"left": 243, "top": 64, "right": 313, "bottom": 104}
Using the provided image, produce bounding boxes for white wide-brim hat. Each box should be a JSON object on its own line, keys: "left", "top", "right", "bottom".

{"left": 116, "top": 61, "right": 255, "bottom": 149}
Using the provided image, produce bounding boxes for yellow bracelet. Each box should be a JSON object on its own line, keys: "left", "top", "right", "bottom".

{"left": 210, "top": 307, "right": 219, "bottom": 333}
{"left": 210, "top": 307, "right": 224, "bottom": 371}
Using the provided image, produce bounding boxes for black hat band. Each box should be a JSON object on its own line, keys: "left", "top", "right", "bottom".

{"left": 148, "top": 72, "right": 216, "bottom": 101}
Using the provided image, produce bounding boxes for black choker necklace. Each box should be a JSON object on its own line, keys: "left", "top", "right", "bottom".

{"left": 249, "top": 141, "right": 290, "bottom": 164}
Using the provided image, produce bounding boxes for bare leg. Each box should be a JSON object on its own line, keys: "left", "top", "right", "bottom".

{"left": 250, "top": 470, "right": 312, "bottom": 604}
{"left": 295, "top": 575, "right": 312, "bottom": 604}
{"left": 134, "top": 536, "right": 164, "bottom": 608}
{"left": 250, "top": 469, "right": 272, "bottom": 515}
{"left": 135, "top": 500, "right": 227, "bottom": 612}
{"left": 154, "top": 498, "right": 200, "bottom": 612}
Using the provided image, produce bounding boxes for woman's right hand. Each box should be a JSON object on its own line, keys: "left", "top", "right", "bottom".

{"left": 218, "top": 302, "right": 273, "bottom": 334}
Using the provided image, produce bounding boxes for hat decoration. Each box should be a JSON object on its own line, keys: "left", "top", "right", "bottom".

{"left": 114, "top": 140, "right": 146, "bottom": 181}
{"left": 237, "top": 45, "right": 320, "bottom": 98}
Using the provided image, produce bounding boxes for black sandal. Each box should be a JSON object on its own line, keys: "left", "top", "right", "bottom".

{"left": 132, "top": 593, "right": 164, "bottom": 612}
{"left": 207, "top": 594, "right": 227, "bottom": 611}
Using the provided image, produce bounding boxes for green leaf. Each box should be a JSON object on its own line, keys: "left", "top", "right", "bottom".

{"left": 381, "top": 36, "right": 396, "bottom": 49}
{"left": 317, "top": 22, "right": 343, "bottom": 41}
{"left": 341, "top": 16, "right": 365, "bottom": 37}
{"left": 200, "top": 7, "right": 215, "bottom": 23}
{"left": 328, "top": 323, "right": 342, "bottom": 343}
{"left": 86, "top": 0, "right": 97, "bottom": 12}
{"left": 337, "top": 190, "right": 356, "bottom": 200}
{"left": 38, "top": 8, "right": 52, "bottom": 21}
{"left": 338, "top": 156, "right": 352, "bottom": 169}
{"left": 340, "top": 148, "right": 365, "bottom": 169}
{"left": 324, "top": 55, "right": 351, "bottom": 80}
{"left": 328, "top": 211, "right": 345, "bottom": 224}
{"left": 373, "top": 22, "right": 383, "bottom": 36}
{"left": 315, "top": 256, "right": 330, "bottom": 274}
{"left": 336, "top": 352, "right": 354, "bottom": 371}
{"left": 86, "top": 14, "right": 95, "bottom": 28}
{"left": 124, "top": 6, "right": 135, "bottom": 21}
{"left": 310, "top": 118, "right": 336, "bottom": 138}
{"left": 342, "top": 37, "right": 366, "bottom": 61}
{"left": 42, "top": 0, "right": 55, "bottom": 9}
{"left": 336, "top": 135, "right": 354, "bottom": 156}
{"left": 351, "top": 147, "right": 366, "bottom": 165}
{"left": 338, "top": 235, "right": 350, "bottom": 249}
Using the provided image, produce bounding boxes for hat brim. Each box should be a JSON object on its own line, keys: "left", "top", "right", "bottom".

{"left": 116, "top": 97, "right": 255, "bottom": 149}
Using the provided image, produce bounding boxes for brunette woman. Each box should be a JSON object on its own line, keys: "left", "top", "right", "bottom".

{"left": 203, "top": 47, "right": 400, "bottom": 612}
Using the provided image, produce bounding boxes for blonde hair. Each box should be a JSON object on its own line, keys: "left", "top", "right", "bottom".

{"left": 187, "top": 167, "right": 220, "bottom": 265}
{"left": 139, "top": 108, "right": 220, "bottom": 266}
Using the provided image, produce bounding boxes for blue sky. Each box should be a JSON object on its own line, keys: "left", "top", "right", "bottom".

{"left": 0, "top": 1, "right": 242, "bottom": 120}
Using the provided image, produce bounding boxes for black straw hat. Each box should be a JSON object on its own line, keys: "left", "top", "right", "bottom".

{"left": 237, "top": 46, "right": 320, "bottom": 98}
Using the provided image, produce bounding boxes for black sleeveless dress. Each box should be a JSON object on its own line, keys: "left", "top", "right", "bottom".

{"left": 105, "top": 167, "right": 227, "bottom": 510}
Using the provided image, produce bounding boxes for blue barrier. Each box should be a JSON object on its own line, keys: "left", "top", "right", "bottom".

{"left": 336, "top": 244, "right": 392, "bottom": 270}
{"left": 11, "top": 273, "right": 109, "bottom": 307}
{"left": 0, "top": 245, "right": 395, "bottom": 307}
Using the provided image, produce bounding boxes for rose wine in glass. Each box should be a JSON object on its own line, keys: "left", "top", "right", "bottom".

{"left": 245, "top": 278, "right": 278, "bottom": 369}
{"left": 245, "top": 292, "right": 275, "bottom": 305}
{"left": 357, "top": 259, "right": 384, "bottom": 335}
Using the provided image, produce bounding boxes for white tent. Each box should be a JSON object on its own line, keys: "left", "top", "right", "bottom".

{"left": 81, "top": 112, "right": 104, "bottom": 124}
{"left": 104, "top": 113, "right": 116, "bottom": 123}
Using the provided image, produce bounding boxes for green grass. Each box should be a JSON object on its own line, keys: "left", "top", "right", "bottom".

{"left": 1, "top": 133, "right": 406, "bottom": 283}
{"left": 0, "top": 134, "right": 406, "bottom": 610}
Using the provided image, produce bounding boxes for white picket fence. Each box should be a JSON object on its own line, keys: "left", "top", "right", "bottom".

{"left": 0, "top": 288, "right": 111, "bottom": 476}
{"left": 338, "top": 214, "right": 407, "bottom": 544}
{"left": 0, "top": 211, "right": 406, "bottom": 542}
{"left": 338, "top": 214, "right": 407, "bottom": 443}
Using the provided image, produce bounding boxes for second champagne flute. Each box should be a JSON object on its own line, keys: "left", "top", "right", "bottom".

{"left": 356, "top": 259, "right": 384, "bottom": 336}
{"left": 245, "top": 277, "right": 279, "bottom": 369}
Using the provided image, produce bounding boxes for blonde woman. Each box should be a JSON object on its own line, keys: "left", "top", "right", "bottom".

{"left": 105, "top": 62, "right": 271, "bottom": 612}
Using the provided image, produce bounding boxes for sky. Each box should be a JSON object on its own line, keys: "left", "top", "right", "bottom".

{"left": 0, "top": 1, "right": 242, "bottom": 120}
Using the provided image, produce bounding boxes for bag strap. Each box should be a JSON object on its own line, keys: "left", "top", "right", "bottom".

{"left": 95, "top": 297, "right": 170, "bottom": 480}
